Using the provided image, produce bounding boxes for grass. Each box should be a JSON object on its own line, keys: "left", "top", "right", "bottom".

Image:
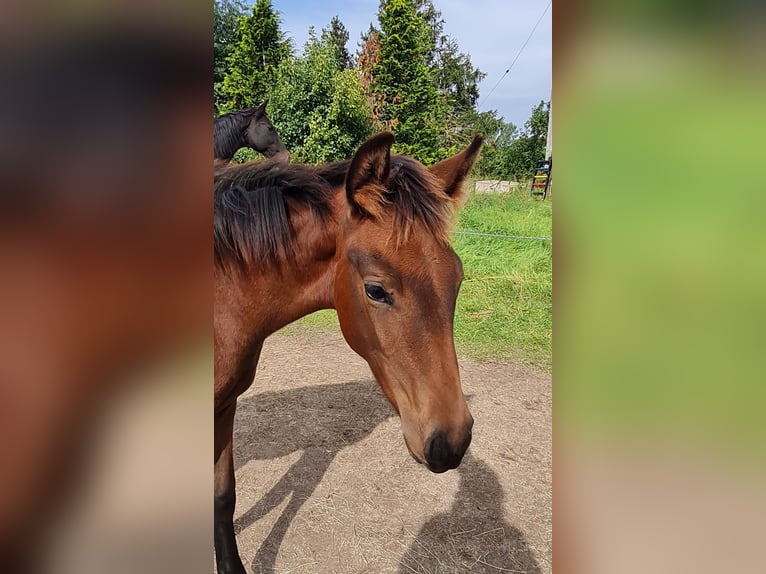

{"left": 452, "top": 185, "right": 552, "bottom": 369}
{"left": 284, "top": 182, "right": 552, "bottom": 371}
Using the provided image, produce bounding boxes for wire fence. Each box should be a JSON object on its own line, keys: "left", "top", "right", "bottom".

{"left": 452, "top": 230, "right": 552, "bottom": 242}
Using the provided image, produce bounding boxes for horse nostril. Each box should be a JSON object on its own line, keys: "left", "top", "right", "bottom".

{"left": 423, "top": 430, "right": 446, "bottom": 469}
{"left": 423, "top": 429, "right": 469, "bottom": 473}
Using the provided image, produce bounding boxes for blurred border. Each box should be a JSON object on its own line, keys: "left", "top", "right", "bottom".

{"left": 0, "top": 2, "right": 213, "bottom": 572}
{"left": 555, "top": 1, "right": 766, "bottom": 573}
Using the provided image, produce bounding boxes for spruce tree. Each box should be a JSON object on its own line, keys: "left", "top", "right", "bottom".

{"left": 220, "top": 0, "right": 291, "bottom": 113}
{"left": 372, "top": 0, "right": 446, "bottom": 162}
{"left": 415, "top": 0, "right": 485, "bottom": 148}
{"left": 322, "top": 16, "right": 352, "bottom": 70}
{"left": 214, "top": 0, "right": 246, "bottom": 114}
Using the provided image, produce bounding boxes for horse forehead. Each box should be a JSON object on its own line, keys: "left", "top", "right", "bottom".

{"left": 247, "top": 114, "right": 270, "bottom": 129}
{"left": 382, "top": 240, "right": 460, "bottom": 284}
{"left": 414, "top": 246, "right": 461, "bottom": 285}
{"left": 248, "top": 119, "right": 267, "bottom": 134}
{"left": 347, "top": 218, "right": 457, "bottom": 274}
{"left": 405, "top": 241, "right": 455, "bottom": 267}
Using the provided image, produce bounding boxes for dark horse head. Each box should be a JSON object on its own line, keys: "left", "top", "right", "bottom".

{"left": 213, "top": 100, "right": 289, "bottom": 163}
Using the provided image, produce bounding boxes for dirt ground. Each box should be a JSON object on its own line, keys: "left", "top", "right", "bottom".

{"left": 229, "top": 329, "right": 551, "bottom": 574}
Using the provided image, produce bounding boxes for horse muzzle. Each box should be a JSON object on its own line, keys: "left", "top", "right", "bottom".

{"left": 268, "top": 149, "right": 290, "bottom": 163}
{"left": 422, "top": 422, "right": 473, "bottom": 473}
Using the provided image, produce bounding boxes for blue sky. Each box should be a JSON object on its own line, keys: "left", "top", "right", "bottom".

{"left": 266, "top": 0, "right": 551, "bottom": 130}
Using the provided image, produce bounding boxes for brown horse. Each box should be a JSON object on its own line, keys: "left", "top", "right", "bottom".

{"left": 213, "top": 100, "right": 289, "bottom": 164}
{"left": 213, "top": 132, "right": 482, "bottom": 574}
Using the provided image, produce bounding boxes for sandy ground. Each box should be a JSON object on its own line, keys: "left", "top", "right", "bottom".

{"left": 230, "top": 329, "right": 551, "bottom": 574}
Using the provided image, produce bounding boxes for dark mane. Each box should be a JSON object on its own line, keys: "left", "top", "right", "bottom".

{"left": 213, "top": 110, "right": 252, "bottom": 161}
{"left": 214, "top": 153, "right": 455, "bottom": 272}
{"left": 377, "top": 156, "right": 455, "bottom": 246}
{"left": 214, "top": 160, "right": 345, "bottom": 270}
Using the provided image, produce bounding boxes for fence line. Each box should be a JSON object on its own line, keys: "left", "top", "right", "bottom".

{"left": 452, "top": 230, "right": 552, "bottom": 242}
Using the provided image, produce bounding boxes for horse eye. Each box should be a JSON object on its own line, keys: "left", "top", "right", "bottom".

{"left": 364, "top": 284, "right": 391, "bottom": 305}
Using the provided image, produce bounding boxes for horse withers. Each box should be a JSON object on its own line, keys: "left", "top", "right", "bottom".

{"left": 213, "top": 100, "right": 288, "bottom": 164}
{"left": 213, "top": 132, "right": 482, "bottom": 574}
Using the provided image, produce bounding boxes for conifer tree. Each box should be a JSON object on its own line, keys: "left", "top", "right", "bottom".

{"left": 372, "top": 0, "right": 446, "bottom": 162}
{"left": 322, "top": 16, "right": 352, "bottom": 70}
{"left": 214, "top": 0, "right": 246, "bottom": 113}
{"left": 220, "top": 0, "right": 291, "bottom": 112}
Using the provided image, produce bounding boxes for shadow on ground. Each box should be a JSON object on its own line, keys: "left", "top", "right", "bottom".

{"left": 232, "top": 379, "right": 392, "bottom": 574}
{"left": 399, "top": 454, "right": 541, "bottom": 574}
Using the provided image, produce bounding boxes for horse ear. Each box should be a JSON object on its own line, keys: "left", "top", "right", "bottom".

{"left": 254, "top": 100, "right": 268, "bottom": 117}
{"left": 429, "top": 134, "right": 483, "bottom": 201}
{"left": 346, "top": 132, "right": 394, "bottom": 217}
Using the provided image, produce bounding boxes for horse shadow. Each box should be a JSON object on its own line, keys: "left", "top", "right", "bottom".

{"left": 399, "top": 454, "right": 542, "bottom": 574}
{"left": 231, "top": 378, "right": 393, "bottom": 574}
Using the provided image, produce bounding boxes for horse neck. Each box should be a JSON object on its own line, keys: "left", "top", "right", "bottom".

{"left": 213, "top": 114, "right": 246, "bottom": 161}
{"left": 249, "top": 186, "right": 345, "bottom": 337}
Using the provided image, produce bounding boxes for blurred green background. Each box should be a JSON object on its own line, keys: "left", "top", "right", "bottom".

{"left": 557, "top": 4, "right": 766, "bottom": 452}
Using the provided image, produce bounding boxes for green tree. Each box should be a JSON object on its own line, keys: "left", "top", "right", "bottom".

{"left": 467, "top": 110, "right": 513, "bottom": 177}
{"left": 372, "top": 0, "right": 446, "bottom": 163}
{"left": 416, "top": 0, "right": 485, "bottom": 113}
{"left": 220, "top": 0, "right": 291, "bottom": 113}
{"left": 525, "top": 99, "right": 550, "bottom": 143}
{"left": 322, "top": 16, "right": 353, "bottom": 70}
{"left": 269, "top": 34, "right": 373, "bottom": 163}
{"left": 415, "top": 0, "right": 485, "bottom": 153}
{"left": 214, "top": 0, "right": 246, "bottom": 113}
{"left": 488, "top": 101, "right": 549, "bottom": 180}
{"left": 434, "top": 38, "right": 484, "bottom": 111}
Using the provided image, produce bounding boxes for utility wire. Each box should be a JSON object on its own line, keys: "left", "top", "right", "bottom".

{"left": 478, "top": 0, "right": 552, "bottom": 109}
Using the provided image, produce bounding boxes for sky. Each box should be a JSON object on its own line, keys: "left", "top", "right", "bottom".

{"left": 266, "top": 0, "right": 552, "bottom": 130}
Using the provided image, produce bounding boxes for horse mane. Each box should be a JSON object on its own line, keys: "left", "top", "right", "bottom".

{"left": 213, "top": 154, "right": 456, "bottom": 271}
{"left": 383, "top": 156, "right": 455, "bottom": 247}
{"left": 214, "top": 160, "right": 342, "bottom": 270}
{"left": 214, "top": 110, "right": 253, "bottom": 160}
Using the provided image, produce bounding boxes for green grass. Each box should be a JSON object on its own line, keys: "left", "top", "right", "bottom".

{"left": 285, "top": 183, "right": 552, "bottom": 371}
{"left": 452, "top": 186, "right": 552, "bottom": 369}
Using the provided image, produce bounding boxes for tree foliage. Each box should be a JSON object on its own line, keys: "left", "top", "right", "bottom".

{"left": 365, "top": 0, "right": 487, "bottom": 160}
{"left": 219, "top": 0, "right": 291, "bottom": 113}
{"left": 416, "top": 0, "right": 484, "bottom": 112}
{"left": 371, "top": 0, "right": 446, "bottom": 163}
{"left": 214, "top": 0, "right": 246, "bottom": 113}
{"left": 476, "top": 101, "right": 550, "bottom": 181}
{"left": 357, "top": 26, "right": 382, "bottom": 123}
{"left": 468, "top": 109, "right": 511, "bottom": 176}
{"left": 212, "top": 0, "right": 549, "bottom": 180}
{"left": 322, "top": 16, "right": 353, "bottom": 70}
{"left": 269, "top": 33, "right": 372, "bottom": 164}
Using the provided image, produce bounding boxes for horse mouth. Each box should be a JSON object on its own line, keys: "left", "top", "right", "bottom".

{"left": 405, "top": 440, "right": 451, "bottom": 472}
{"left": 424, "top": 461, "right": 453, "bottom": 474}
{"left": 267, "top": 149, "right": 290, "bottom": 162}
{"left": 409, "top": 450, "right": 451, "bottom": 473}
{"left": 406, "top": 443, "right": 426, "bottom": 466}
